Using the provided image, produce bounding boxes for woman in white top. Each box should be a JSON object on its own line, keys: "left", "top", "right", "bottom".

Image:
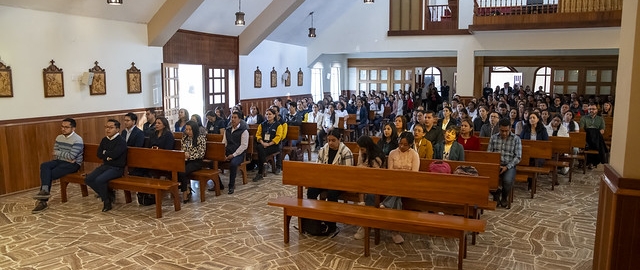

{"left": 546, "top": 114, "right": 569, "bottom": 137}
{"left": 305, "top": 104, "right": 322, "bottom": 123}
{"left": 380, "top": 131, "right": 420, "bottom": 244}
{"left": 562, "top": 111, "right": 580, "bottom": 132}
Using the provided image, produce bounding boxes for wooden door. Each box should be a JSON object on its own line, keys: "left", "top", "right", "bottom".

{"left": 162, "top": 63, "right": 180, "bottom": 128}
{"left": 204, "top": 66, "right": 231, "bottom": 115}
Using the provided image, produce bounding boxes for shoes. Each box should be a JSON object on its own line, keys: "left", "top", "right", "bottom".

{"left": 587, "top": 164, "right": 595, "bottom": 170}
{"left": 207, "top": 181, "right": 224, "bottom": 191}
{"left": 560, "top": 167, "right": 570, "bottom": 175}
{"left": 228, "top": 187, "right": 235, "bottom": 194}
{"left": 379, "top": 204, "right": 385, "bottom": 209}
{"left": 275, "top": 167, "right": 281, "bottom": 175}
{"left": 391, "top": 232, "right": 404, "bottom": 244}
{"left": 354, "top": 227, "right": 365, "bottom": 240}
{"left": 183, "top": 187, "right": 194, "bottom": 204}
{"left": 32, "top": 201, "right": 48, "bottom": 214}
{"left": 220, "top": 182, "right": 225, "bottom": 190}
{"left": 492, "top": 190, "right": 501, "bottom": 203}
{"left": 33, "top": 190, "right": 50, "bottom": 200}
{"left": 357, "top": 202, "right": 365, "bottom": 206}
{"left": 102, "top": 201, "right": 112, "bottom": 212}
{"left": 252, "top": 174, "right": 264, "bottom": 182}
{"left": 500, "top": 199, "right": 509, "bottom": 209}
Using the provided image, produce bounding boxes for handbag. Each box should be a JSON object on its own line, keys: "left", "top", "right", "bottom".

{"left": 300, "top": 218, "right": 331, "bottom": 236}
{"left": 429, "top": 160, "right": 451, "bottom": 174}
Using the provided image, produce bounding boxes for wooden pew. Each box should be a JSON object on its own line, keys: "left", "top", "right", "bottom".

{"left": 298, "top": 122, "right": 316, "bottom": 161}
{"left": 108, "top": 147, "right": 185, "bottom": 218}
{"left": 59, "top": 144, "right": 100, "bottom": 202}
{"left": 268, "top": 161, "right": 489, "bottom": 270}
{"left": 464, "top": 150, "right": 500, "bottom": 165}
{"left": 547, "top": 136, "right": 572, "bottom": 188}
{"left": 206, "top": 133, "right": 223, "bottom": 142}
{"left": 517, "top": 140, "right": 553, "bottom": 198}
{"left": 191, "top": 142, "right": 226, "bottom": 200}
{"left": 282, "top": 125, "right": 300, "bottom": 161}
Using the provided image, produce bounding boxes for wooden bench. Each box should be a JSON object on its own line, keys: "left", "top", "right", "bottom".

{"left": 60, "top": 144, "right": 100, "bottom": 202}
{"left": 191, "top": 142, "right": 226, "bottom": 200}
{"left": 517, "top": 140, "right": 552, "bottom": 198}
{"left": 298, "top": 122, "right": 316, "bottom": 161}
{"left": 547, "top": 136, "right": 572, "bottom": 187}
{"left": 108, "top": 147, "right": 185, "bottom": 218}
{"left": 282, "top": 125, "right": 300, "bottom": 161}
{"left": 268, "top": 161, "right": 489, "bottom": 270}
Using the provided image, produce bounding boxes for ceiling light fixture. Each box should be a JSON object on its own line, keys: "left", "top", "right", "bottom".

{"left": 235, "top": 0, "right": 245, "bottom": 26}
{"left": 107, "top": 0, "right": 123, "bottom": 5}
{"left": 364, "top": 0, "right": 374, "bottom": 3}
{"left": 308, "top": 12, "right": 316, "bottom": 38}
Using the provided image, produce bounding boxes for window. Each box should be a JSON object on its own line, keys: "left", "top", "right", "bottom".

{"left": 534, "top": 67, "right": 551, "bottom": 93}
{"left": 330, "top": 67, "right": 341, "bottom": 100}
{"left": 423, "top": 67, "right": 441, "bottom": 94}
{"left": 311, "top": 68, "right": 323, "bottom": 103}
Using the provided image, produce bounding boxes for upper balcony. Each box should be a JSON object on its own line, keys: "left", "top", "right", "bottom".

{"left": 388, "top": 0, "right": 622, "bottom": 36}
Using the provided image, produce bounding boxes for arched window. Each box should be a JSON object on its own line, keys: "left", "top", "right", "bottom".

{"left": 423, "top": 67, "right": 442, "bottom": 94}
{"left": 534, "top": 67, "right": 552, "bottom": 93}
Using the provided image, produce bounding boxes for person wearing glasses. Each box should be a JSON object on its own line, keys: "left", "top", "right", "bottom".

{"left": 32, "top": 118, "right": 84, "bottom": 214}
{"left": 480, "top": 111, "right": 502, "bottom": 137}
{"left": 579, "top": 104, "right": 608, "bottom": 169}
{"left": 85, "top": 119, "right": 128, "bottom": 212}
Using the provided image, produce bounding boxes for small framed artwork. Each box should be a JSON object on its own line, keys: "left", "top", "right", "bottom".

{"left": 89, "top": 61, "right": 106, "bottom": 95}
{"left": 270, "top": 67, "right": 277, "bottom": 88}
{"left": 127, "top": 62, "right": 142, "bottom": 94}
{"left": 254, "top": 66, "right": 262, "bottom": 88}
{"left": 43, "top": 60, "right": 64, "bottom": 98}
{"left": 0, "top": 62, "right": 13, "bottom": 97}
{"left": 297, "top": 68, "right": 304, "bottom": 86}
{"left": 284, "top": 67, "right": 291, "bottom": 87}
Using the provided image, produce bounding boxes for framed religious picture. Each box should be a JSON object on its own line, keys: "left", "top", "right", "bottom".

{"left": 126, "top": 62, "right": 142, "bottom": 94}
{"left": 270, "top": 67, "right": 277, "bottom": 88}
{"left": 284, "top": 67, "right": 291, "bottom": 87}
{"left": 254, "top": 66, "right": 262, "bottom": 88}
{"left": 43, "top": 60, "right": 64, "bottom": 97}
{"left": 297, "top": 68, "right": 303, "bottom": 86}
{"left": 89, "top": 61, "right": 106, "bottom": 95}
{"left": 0, "top": 62, "right": 13, "bottom": 97}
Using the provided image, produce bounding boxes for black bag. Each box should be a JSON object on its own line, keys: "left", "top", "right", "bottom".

{"left": 137, "top": 193, "right": 155, "bottom": 206}
{"left": 300, "top": 218, "right": 332, "bottom": 236}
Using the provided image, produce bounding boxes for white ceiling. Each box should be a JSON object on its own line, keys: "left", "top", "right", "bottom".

{"left": 0, "top": 0, "right": 359, "bottom": 48}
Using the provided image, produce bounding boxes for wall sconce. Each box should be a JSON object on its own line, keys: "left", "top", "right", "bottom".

{"left": 364, "top": 0, "right": 374, "bottom": 3}
{"left": 308, "top": 12, "right": 316, "bottom": 38}
{"left": 235, "top": 0, "right": 245, "bottom": 26}
{"left": 107, "top": 0, "right": 123, "bottom": 5}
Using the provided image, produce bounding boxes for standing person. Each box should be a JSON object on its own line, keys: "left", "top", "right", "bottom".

{"left": 579, "top": 104, "right": 607, "bottom": 169}
{"left": 253, "top": 108, "right": 284, "bottom": 181}
{"left": 174, "top": 108, "right": 190, "bottom": 132}
{"left": 441, "top": 80, "right": 450, "bottom": 102}
{"left": 487, "top": 118, "right": 522, "bottom": 208}
{"left": 223, "top": 111, "right": 249, "bottom": 194}
{"left": 143, "top": 109, "right": 157, "bottom": 137}
{"left": 121, "top": 112, "right": 145, "bottom": 147}
{"left": 306, "top": 129, "right": 354, "bottom": 233}
{"left": 458, "top": 118, "right": 480, "bottom": 151}
{"left": 178, "top": 121, "right": 206, "bottom": 204}
{"left": 482, "top": 82, "right": 493, "bottom": 100}
{"left": 32, "top": 118, "right": 84, "bottom": 213}
{"left": 433, "top": 126, "right": 465, "bottom": 161}
{"left": 380, "top": 132, "right": 421, "bottom": 244}
{"left": 85, "top": 119, "right": 127, "bottom": 212}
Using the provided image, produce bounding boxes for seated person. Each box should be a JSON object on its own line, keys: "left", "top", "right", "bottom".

{"left": 178, "top": 121, "right": 206, "bottom": 203}
{"left": 223, "top": 111, "right": 249, "bottom": 194}
{"left": 412, "top": 123, "right": 433, "bottom": 159}
{"left": 433, "top": 126, "right": 465, "bottom": 161}
{"left": 306, "top": 129, "right": 354, "bottom": 233}
{"left": 148, "top": 117, "right": 175, "bottom": 150}
{"left": 85, "top": 119, "right": 127, "bottom": 212}
{"left": 252, "top": 108, "right": 284, "bottom": 181}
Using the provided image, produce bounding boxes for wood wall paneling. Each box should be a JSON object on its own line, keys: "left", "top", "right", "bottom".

{"left": 163, "top": 30, "right": 239, "bottom": 67}
{"left": 240, "top": 94, "right": 313, "bottom": 120}
{"left": 0, "top": 110, "right": 147, "bottom": 195}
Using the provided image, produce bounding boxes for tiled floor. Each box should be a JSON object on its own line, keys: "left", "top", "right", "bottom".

{"left": 0, "top": 161, "right": 601, "bottom": 269}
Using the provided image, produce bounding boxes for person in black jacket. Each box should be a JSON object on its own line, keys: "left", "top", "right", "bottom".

{"left": 148, "top": 117, "right": 175, "bottom": 150}
{"left": 223, "top": 112, "right": 249, "bottom": 194}
{"left": 121, "top": 112, "right": 145, "bottom": 147}
{"left": 85, "top": 119, "right": 128, "bottom": 212}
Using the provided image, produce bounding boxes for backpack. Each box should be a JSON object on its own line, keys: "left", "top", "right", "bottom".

{"left": 137, "top": 193, "right": 155, "bottom": 206}
{"left": 300, "top": 218, "right": 332, "bottom": 236}
{"left": 453, "top": 165, "right": 480, "bottom": 176}
{"left": 429, "top": 160, "right": 451, "bottom": 174}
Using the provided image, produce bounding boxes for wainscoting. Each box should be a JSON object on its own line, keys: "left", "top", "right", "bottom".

{"left": 0, "top": 109, "right": 150, "bottom": 195}
{"left": 240, "top": 94, "right": 312, "bottom": 117}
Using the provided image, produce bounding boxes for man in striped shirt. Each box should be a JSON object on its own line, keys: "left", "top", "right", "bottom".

{"left": 32, "top": 118, "right": 84, "bottom": 213}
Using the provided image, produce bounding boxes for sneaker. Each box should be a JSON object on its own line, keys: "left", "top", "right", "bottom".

{"left": 32, "top": 201, "right": 48, "bottom": 213}
{"left": 501, "top": 199, "right": 509, "bottom": 209}
{"left": 275, "top": 168, "right": 282, "bottom": 175}
{"left": 391, "top": 232, "right": 404, "bottom": 244}
{"left": 354, "top": 227, "right": 365, "bottom": 240}
{"left": 33, "top": 190, "right": 50, "bottom": 200}
{"left": 252, "top": 174, "right": 264, "bottom": 182}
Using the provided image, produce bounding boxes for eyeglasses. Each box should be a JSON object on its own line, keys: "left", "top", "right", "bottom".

{"left": 61, "top": 125, "right": 72, "bottom": 129}
{"left": 105, "top": 126, "right": 117, "bottom": 129}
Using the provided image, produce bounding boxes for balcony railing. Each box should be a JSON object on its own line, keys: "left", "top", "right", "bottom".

{"left": 471, "top": 0, "right": 622, "bottom": 31}
{"left": 389, "top": 0, "right": 468, "bottom": 36}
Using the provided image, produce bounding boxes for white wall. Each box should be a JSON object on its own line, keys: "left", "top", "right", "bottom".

{"left": 239, "top": 40, "right": 310, "bottom": 99}
{"left": 307, "top": 2, "right": 620, "bottom": 97}
{"left": 0, "top": 6, "right": 163, "bottom": 121}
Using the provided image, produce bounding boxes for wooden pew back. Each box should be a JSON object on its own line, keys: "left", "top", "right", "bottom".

{"left": 419, "top": 159, "right": 499, "bottom": 190}
{"left": 126, "top": 147, "right": 185, "bottom": 181}
{"left": 283, "top": 161, "right": 490, "bottom": 208}
{"left": 464, "top": 150, "right": 500, "bottom": 164}
{"left": 520, "top": 140, "right": 552, "bottom": 160}
{"left": 206, "top": 134, "right": 224, "bottom": 142}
